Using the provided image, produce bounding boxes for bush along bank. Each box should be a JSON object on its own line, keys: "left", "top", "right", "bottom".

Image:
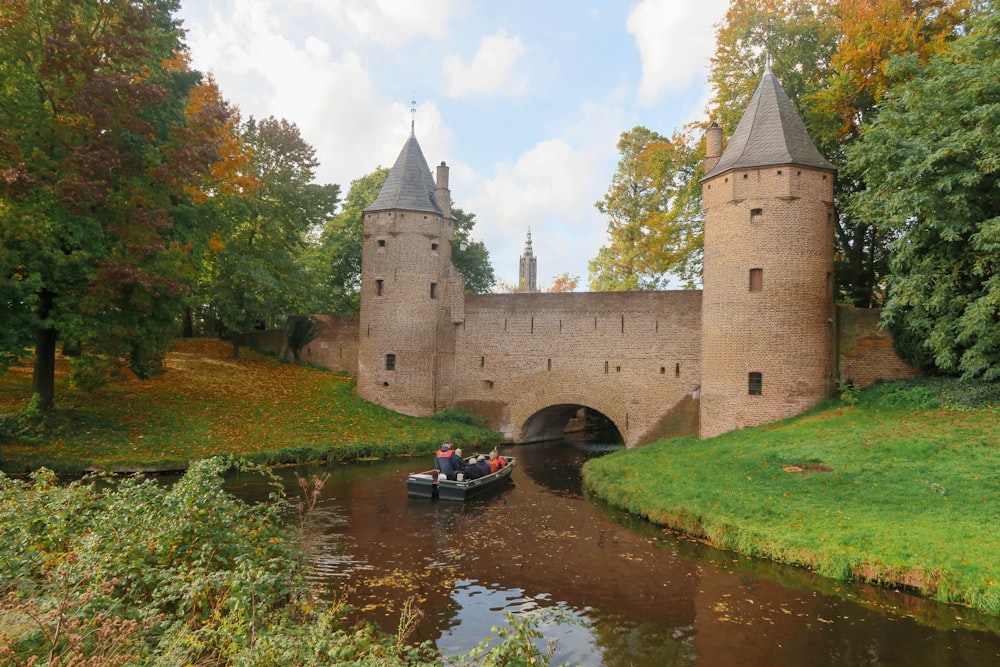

{"left": 582, "top": 378, "right": 1000, "bottom": 615}
{"left": 0, "top": 457, "right": 569, "bottom": 666}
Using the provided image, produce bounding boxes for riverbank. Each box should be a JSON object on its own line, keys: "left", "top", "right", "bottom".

{"left": 0, "top": 338, "right": 501, "bottom": 473}
{"left": 582, "top": 378, "right": 1000, "bottom": 616}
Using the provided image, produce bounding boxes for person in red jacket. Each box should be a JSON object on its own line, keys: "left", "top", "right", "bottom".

{"left": 488, "top": 450, "right": 507, "bottom": 473}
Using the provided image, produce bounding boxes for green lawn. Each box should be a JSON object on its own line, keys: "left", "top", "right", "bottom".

{"left": 0, "top": 338, "right": 501, "bottom": 472}
{"left": 583, "top": 378, "right": 1000, "bottom": 615}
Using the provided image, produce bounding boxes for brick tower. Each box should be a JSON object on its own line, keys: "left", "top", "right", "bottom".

{"left": 699, "top": 66, "right": 836, "bottom": 438}
{"left": 357, "top": 129, "right": 463, "bottom": 415}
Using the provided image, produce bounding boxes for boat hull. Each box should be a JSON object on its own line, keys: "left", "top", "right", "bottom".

{"left": 407, "top": 457, "right": 516, "bottom": 501}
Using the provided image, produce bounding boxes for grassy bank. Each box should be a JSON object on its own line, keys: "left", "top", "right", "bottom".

{"left": 583, "top": 379, "right": 1000, "bottom": 615}
{"left": 0, "top": 338, "right": 501, "bottom": 473}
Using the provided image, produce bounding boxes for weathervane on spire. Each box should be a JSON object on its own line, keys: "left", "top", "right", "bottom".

{"left": 410, "top": 91, "right": 416, "bottom": 135}
{"left": 764, "top": 16, "right": 773, "bottom": 72}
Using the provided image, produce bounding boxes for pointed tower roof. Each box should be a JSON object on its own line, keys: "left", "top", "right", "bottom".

{"left": 703, "top": 66, "right": 833, "bottom": 181}
{"left": 366, "top": 132, "right": 445, "bottom": 215}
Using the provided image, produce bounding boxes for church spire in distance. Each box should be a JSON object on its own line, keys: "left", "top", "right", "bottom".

{"left": 519, "top": 228, "right": 537, "bottom": 292}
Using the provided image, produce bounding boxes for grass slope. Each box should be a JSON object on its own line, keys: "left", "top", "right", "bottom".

{"left": 0, "top": 338, "right": 501, "bottom": 472}
{"left": 583, "top": 379, "right": 1000, "bottom": 615}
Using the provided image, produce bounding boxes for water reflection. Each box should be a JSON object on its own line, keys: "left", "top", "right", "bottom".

{"left": 226, "top": 441, "right": 1000, "bottom": 667}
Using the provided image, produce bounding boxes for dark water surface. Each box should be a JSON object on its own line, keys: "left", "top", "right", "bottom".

{"left": 227, "top": 441, "right": 1000, "bottom": 666}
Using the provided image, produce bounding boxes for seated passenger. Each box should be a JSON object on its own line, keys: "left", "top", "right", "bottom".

{"left": 475, "top": 455, "right": 492, "bottom": 477}
{"left": 434, "top": 442, "right": 463, "bottom": 480}
{"left": 488, "top": 450, "right": 507, "bottom": 473}
{"left": 463, "top": 455, "right": 491, "bottom": 480}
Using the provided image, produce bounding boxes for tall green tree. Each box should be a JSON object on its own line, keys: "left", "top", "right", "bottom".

{"left": 307, "top": 167, "right": 388, "bottom": 314}
{"left": 591, "top": 125, "right": 702, "bottom": 290}
{"left": 451, "top": 207, "right": 496, "bottom": 294}
{"left": 0, "top": 0, "right": 227, "bottom": 406}
{"left": 590, "top": 126, "right": 667, "bottom": 291}
{"left": 848, "top": 2, "right": 1000, "bottom": 378}
{"left": 199, "top": 116, "right": 338, "bottom": 356}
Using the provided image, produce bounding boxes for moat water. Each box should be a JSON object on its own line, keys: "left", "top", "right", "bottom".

{"left": 227, "top": 441, "right": 1000, "bottom": 666}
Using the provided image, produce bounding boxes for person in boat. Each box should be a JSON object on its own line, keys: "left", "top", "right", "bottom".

{"left": 434, "top": 442, "right": 465, "bottom": 480}
{"left": 464, "top": 455, "right": 492, "bottom": 480}
{"left": 488, "top": 450, "right": 507, "bottom": 473}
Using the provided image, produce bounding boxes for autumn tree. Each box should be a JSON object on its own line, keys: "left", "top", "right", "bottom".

{"left": 590, "top": 126, "right": 703, "bottom": 290}
{"left": 0, "top": 0, "right": 228, "bottom": 407}
{"left": 848, "top": 1, "right": 1000, "bottom": 378}
{"left": 548, "top": 273, "right": 579, "bottom": 292}
{"left": 198, "top": 116, "right": 339, "bottom": 357}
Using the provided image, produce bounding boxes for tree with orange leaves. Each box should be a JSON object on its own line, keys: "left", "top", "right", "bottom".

{"left": 0, "top": 0, "right": 229, "bottom": 407}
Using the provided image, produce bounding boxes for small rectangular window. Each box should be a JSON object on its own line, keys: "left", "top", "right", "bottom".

{"left": 377, "top": 239, "right": 386, "bottom": 247}
{"left": 386, "top": 354, "right": 396, "bottom": 371}
{"left": 750, "top": 208, "right": 763, "bottom": 223}
{"left": 431, "top": 242, "right": 438, "bottom": 251}
{"left": 376, "top": 279, "right": 384, "bottom": 296}
{"left": 749, "top": 268, "right": 763, "bottom": 292}
{"left": 430, "top": 283, "right": 437, "bottom": 299}
{"left": 749, "top": 372, "right": 762, "bottom": 395}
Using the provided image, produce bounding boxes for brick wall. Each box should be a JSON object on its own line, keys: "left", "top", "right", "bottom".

{"left": 452, "top": 290, "right": 703, "bottom": 446}
{"left": 837, "top": 305, "right": 921, "bottom": 388}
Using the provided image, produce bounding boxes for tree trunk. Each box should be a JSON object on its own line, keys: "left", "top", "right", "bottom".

{"left": 182, "top": 306, "right": 194, "bottom": 338}
{"left": 231, "top": 337, "right": 240, "bottom": 359}
{"left": 33, "top": 318, "right": 57, "bottom": 411}
{"left": 32, "top": 289, "right": 57, "bottom": 409}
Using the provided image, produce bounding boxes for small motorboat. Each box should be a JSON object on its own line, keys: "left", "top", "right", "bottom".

{"left": 407, "top": 456, "right": 516, "bottom": 501}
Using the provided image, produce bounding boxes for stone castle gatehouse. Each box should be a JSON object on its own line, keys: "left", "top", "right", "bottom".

{"left": 292, "top": 69, "right": 917, "bottom": 446}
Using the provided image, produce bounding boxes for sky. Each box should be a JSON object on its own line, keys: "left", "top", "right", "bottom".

{"left": 175, "top": 0, "right": 732, "bottom": 290}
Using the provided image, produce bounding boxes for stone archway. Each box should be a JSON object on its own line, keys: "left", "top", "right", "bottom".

{"left": 519, "top": 404, "right": 624, "bottom": 444}
{"left": 511, "top": 392, "right": 633, "bottom": 446}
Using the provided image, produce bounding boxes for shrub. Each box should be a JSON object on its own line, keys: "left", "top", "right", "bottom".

{"left": 430, "top": 406, "right": 486, "bottom": 427}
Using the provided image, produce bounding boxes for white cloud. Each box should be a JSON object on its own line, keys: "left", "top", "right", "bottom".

{"left": 292, "top": 0, "right": 455, "bottom": 44}
{"left": 627, "top": 0, "right": 729, "bottom": 105}
{"left": 444, "top": 30, "right": 529, "bottom": 98}
{"left": 182, "top": 0, "right": 439, "bottom": 189}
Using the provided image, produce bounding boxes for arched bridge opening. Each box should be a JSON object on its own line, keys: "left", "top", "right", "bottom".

{"left": 519, "top": 404, "right": 625, "bottom": 445}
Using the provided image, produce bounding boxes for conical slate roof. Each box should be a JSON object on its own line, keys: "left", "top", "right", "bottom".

{"left": 366, "top": 132, "right": 444, "bottom": 215}
{"left": 703, "top": 67, "right": 833, "bottom": 180}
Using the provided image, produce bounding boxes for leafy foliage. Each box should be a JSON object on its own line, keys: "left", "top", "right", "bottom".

{"left": 0, "top": 457, "right": 451, "bottom": 665}
{"left": 451, "top": 207, "right": 497, "bottom": 294}
{"left": 590, "top": 126, "right": 702, "bottom": 290}
{"left": 198, "top": 116, "right": 340, "bottom": 351}
{"left": 0, "top": 0, "right": 229, "bottom": 407}
{"left": 849, "top": 1, "right": 1000, "bottom": 379}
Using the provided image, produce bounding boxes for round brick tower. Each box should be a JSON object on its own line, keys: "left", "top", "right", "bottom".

{"left": 357, "top": 130, "right": 460, "bottom": 415}
{"left": 699, "top": 67, "right": 836, "bottom": 439}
